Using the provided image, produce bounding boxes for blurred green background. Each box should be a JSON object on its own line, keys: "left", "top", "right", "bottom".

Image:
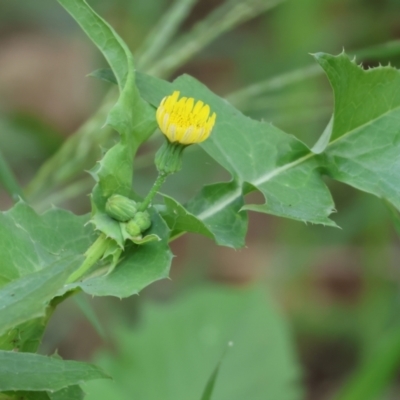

{"left": 1, "top": 0, "right": 400, "bottom": 399}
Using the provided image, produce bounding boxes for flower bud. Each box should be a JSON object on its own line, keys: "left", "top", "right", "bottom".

{"left": 125, "top": 220, "right": 141, "bottom": 237}
{"left": 155, "top": 141, "right": 184, "bottom": 175}
{"left": 132, "top": 211, "right": 152, "bottom": 232}
{"left": 105, "top": 194, "right": 137, "bottom": 222}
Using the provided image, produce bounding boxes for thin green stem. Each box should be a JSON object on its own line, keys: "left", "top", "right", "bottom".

{"left": 0, "top": 148, "right": 25, "bottom": 203}
{"left": 148, "top": 0, "right": 285, "bottom": 77}
{"left": 135, "top": 0, "right": 198, "bottom": 71}
{"left": 139, "top": 173, "right": 168, "bottom": 211}
{"left": 67, "top": 234, "right": 109, "bottom": 283}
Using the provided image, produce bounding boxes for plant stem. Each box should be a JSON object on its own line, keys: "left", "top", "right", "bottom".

{"left": 148, "top": 0, "right": 285, "bottom": 77}
{"left": 139, "top": 172, "right": 168, "bottom": 211}
{"left": 0, "top": 148, "right": 25, "bottom": 203}
{"left": 67, "top": 234, "right": 109, "bottom": 283}
{"left": 135, "top": 0, "right": 198, "bottom": 71}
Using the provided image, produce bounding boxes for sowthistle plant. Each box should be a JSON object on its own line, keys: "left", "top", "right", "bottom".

{"left": 1, "top": 0, "right": 400, "bottom": 399}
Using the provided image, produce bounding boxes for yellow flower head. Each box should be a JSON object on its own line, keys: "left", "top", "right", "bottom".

{"left": 156, "top": 91, "right": 217, "bottom": 145}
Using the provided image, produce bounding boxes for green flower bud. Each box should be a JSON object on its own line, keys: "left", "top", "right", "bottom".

{"left": 125, "top": 220, "right": 141, "bottom": 237}
{"left": 155, "top": 140, "right": 185, "bottom": 175}
{"left": 132, "top": 211, "right": 151, "bottom": 232}
{"left": 105, "top": 194, "right": 137, "bottom": 222}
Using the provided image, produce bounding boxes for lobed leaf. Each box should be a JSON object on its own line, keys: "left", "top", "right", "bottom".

{"left": 136, "top": 52, "right": 400, "bottom": 229}
{"left": 315, "top": 52, "right": 400, "bottom": 211}
{"left": 137, "top": 72, "right": 336, "bottom": 227}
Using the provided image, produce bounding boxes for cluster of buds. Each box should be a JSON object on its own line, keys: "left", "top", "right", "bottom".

{"left": 105, "top": 194, "right": 151, "bottom": 238}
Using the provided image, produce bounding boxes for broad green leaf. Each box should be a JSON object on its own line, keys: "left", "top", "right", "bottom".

{"left": 185, "top": 182, "right": 248, "bottom": 249}
{"left": 56, "top": 0, "right": 156, "bottom": 246}
{"left": 0, "top": 256, "right": 81, "bottom": 338}
{"left": 159, "top": 181, "right": 248, "bottom": 249}
{"left": 0, "top": 201, "right": 171, "bottom": 302}
{"left": 137, "top": 52, "right": 400, "bottom": 227}
{"left": 0, "top": 318, "right": 49, "bottom": 352}
{"left": 174, "top": 76, "right": 336, "bottom": 226}
{"left": 315, "top": 52, "right": 400, "bottom": 211}
{"left": 137, "top": 72, "right": 336, "bottom": 226}
{"left": 69, "top": 209, "right": 172, "bottom": 298}
{"left": 0, "top": 202, "right": 94, "bottom": 289}
{"left": 0, "top": 202, "right": 94, "bottom": 350}
{"left": 83, "top": 285, "right": 302, "bottom": 400}
{"left": 0, "top": 351, "right": 108, "bottom": 392}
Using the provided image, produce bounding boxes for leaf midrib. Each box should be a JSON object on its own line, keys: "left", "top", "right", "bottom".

{"left": 197, "top": 105, "right": 400, "bottom": 222}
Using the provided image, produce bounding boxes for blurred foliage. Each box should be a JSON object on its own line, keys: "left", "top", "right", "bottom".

{"left": 0, "top": 0, "right": 400, "bottom": 399}
{"left": 82, "top": 285, "right": 301, "bottom": 400}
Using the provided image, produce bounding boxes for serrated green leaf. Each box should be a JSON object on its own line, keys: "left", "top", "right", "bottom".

{"left": 137, "top": 72, "right": 336, "bottom": 226}
{"left": 69, "top": 209, "right": 172, "bottom": 297}
{"left": 0, "top": 203, "right": 94, "bottom": 289}
{"left": 138, "top": 52, "right": 400, "bottom": 226}
{"left": 83, "top": 285, "right": 302, "bottom": 400}
{"left": 0, "top": 202, "right": 94, "bottom": 350}
{"left": 159, "top": 180, "right": 248, "bottom": 249}
{"left": 174, "top": 75, "right": 337, "bottom": 226}
{"left": 0, "top": 351, "right": 108, "bottom": 392}
{"left": 0, "top": 256, "right": 81, "bottom": 338}
{"left": 315, "top": 52, "right": 400, "bottom": 211}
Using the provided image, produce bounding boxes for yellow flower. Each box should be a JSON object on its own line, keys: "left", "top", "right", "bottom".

{"left": 156, "top": 91, "right": 217, "bottom": 145}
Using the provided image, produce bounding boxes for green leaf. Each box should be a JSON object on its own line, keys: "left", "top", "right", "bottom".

{"left": 70, "top": 208, "right": 172, "bottom": 298}
{"left": 0, "top": 256, "right": 81, "bottom": 338}
{"left": 0, "top": 351, "right": 108, "bottom": 392}
{"left": 137, "top": 72, "right": 336, "bottom": 226}
{"left": 82, "top": 285, "right": 302, "bottom": 400}
{"left": 0, "top": 318, "right": 49, "bottom": 353}
{"left": 138, "top": 52, "right": 400, "bottom": 227}
{"left": 175, "top": 75, "right": 336, "bottom": 226}
{"left": 315, "top": 52, "right": 400, "bottom": 211}
{"left": 0, "top": 202, "right": 94, "bottom": 289}
{"left": 160, "top": 180, "right": 248, "bottom": 249}
{"left": 0, "top": 386, "right": 84, "bottom": 400}
{"left": 0, "top": 202, "right": 95, "bottom": 350}
{"left": 49, "top": 385, "right": 84, "bottom": 400}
